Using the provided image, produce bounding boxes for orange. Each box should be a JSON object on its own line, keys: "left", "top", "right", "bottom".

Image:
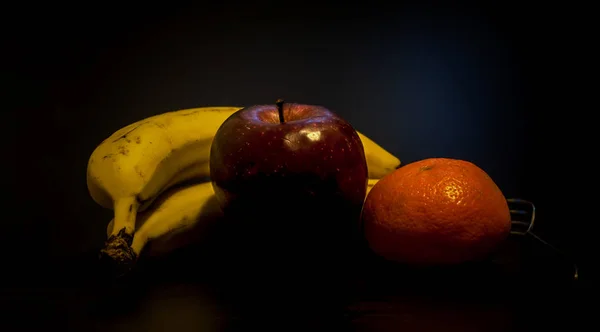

{"left": 362, "top": 157, "right": 511, "bottom": 265}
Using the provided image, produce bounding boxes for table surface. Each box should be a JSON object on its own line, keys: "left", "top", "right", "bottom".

{"left": 2, "top": 234, "right": 588, "bottom": 332}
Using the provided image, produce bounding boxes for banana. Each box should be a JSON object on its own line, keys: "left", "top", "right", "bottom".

{"left": 366, "top": 178, "right": 380, "bottom": 197}
{"left": 357, "top": 133, "right": 400, "bottom": 179}
{"left": 88, "top": 105, "right": 400, "bottom": 265}
{"left": 88, "top": 106, "right": 240, "bottom": 211}
{"left": 103, "top": 181, "right": 222, "bottom": 268}
{"left": 89, "top": 106, "right": 241, "bottom": 264}
{"left": 104, "top": 178, "right": 381, "bottom": 268}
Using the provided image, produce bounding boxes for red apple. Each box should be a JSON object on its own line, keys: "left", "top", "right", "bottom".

{"left": 209, "top": 100, "right": 368, "bottom": 265}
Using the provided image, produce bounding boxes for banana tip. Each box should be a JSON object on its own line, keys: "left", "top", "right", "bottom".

{"left": 99, "top": 228, "right": 137, "bottom": 278}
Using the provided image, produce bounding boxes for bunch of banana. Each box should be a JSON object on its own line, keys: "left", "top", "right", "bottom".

{"left": 104, "top": 181, "right": 221, "bottom": 260}
{"left": 87, "top": 106, "right": 399, "bottom": 273}
{"left": 102, "top": 178, "right": 382, "bottom": 261}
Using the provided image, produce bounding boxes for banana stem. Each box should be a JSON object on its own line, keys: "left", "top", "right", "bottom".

{"left": 111, "top": 196, "right": 139, "bottom": 236}
{"left": 99, "top": 196, "right": 139, "bottom": 276}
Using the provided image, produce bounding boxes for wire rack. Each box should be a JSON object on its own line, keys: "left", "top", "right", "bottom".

{"left": 507, "top": 198, "right": 578, "bottom": 281}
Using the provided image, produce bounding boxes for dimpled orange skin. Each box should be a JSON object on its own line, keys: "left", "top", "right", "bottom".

{"left": 362, "top": 158, "right": 512, "bottom": 265}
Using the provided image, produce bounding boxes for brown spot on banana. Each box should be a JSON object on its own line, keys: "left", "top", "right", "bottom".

{"left": 154, "top": 122, "right": 167, "bottom": 129}
{"left": 112, "top": 122, "right": 147, "bottom": 143}
{"left": 118, "top": 145, "right": 129, "bottom": 156}
{"left": 134, "top": 165, "right": 146, "bottom": 181}
{"left": 110, "top": 196, "right": 139, "bottom": 237}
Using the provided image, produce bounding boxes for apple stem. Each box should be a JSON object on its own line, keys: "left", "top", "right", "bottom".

{"left": 276, "top": 99, "right": 285, "bottom": 124}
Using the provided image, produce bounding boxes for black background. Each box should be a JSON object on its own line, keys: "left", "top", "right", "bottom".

{"left": 2, "top": 1, "right": 595, "bottom": 331}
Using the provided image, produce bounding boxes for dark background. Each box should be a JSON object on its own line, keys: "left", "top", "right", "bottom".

{"left": 2, "top": 1, "right": 594, "bottom": 331}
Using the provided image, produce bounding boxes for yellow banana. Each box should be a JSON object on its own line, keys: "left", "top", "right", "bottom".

{"left": 88, "top": 105, "right": 400, "bottom": 264}
{"left": 103, "top": 181, "right": 222, "bottom": 266}
{"left": 88, "top": 107, "right": 240, "bottom": 262}
{"left": 104, "top": 179, "right": 381, "bottom": 269}
{"left": 358, "top": 133, "right": 400, "bottom": 178}
{"left": 87, "top": 107, "right": 240, "bottom": 264}
{"left": 87, "top": 106, "right": 239, "bottom": 212}
{"left": 366, "top": 178, "right": 380, "bottom": 197}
